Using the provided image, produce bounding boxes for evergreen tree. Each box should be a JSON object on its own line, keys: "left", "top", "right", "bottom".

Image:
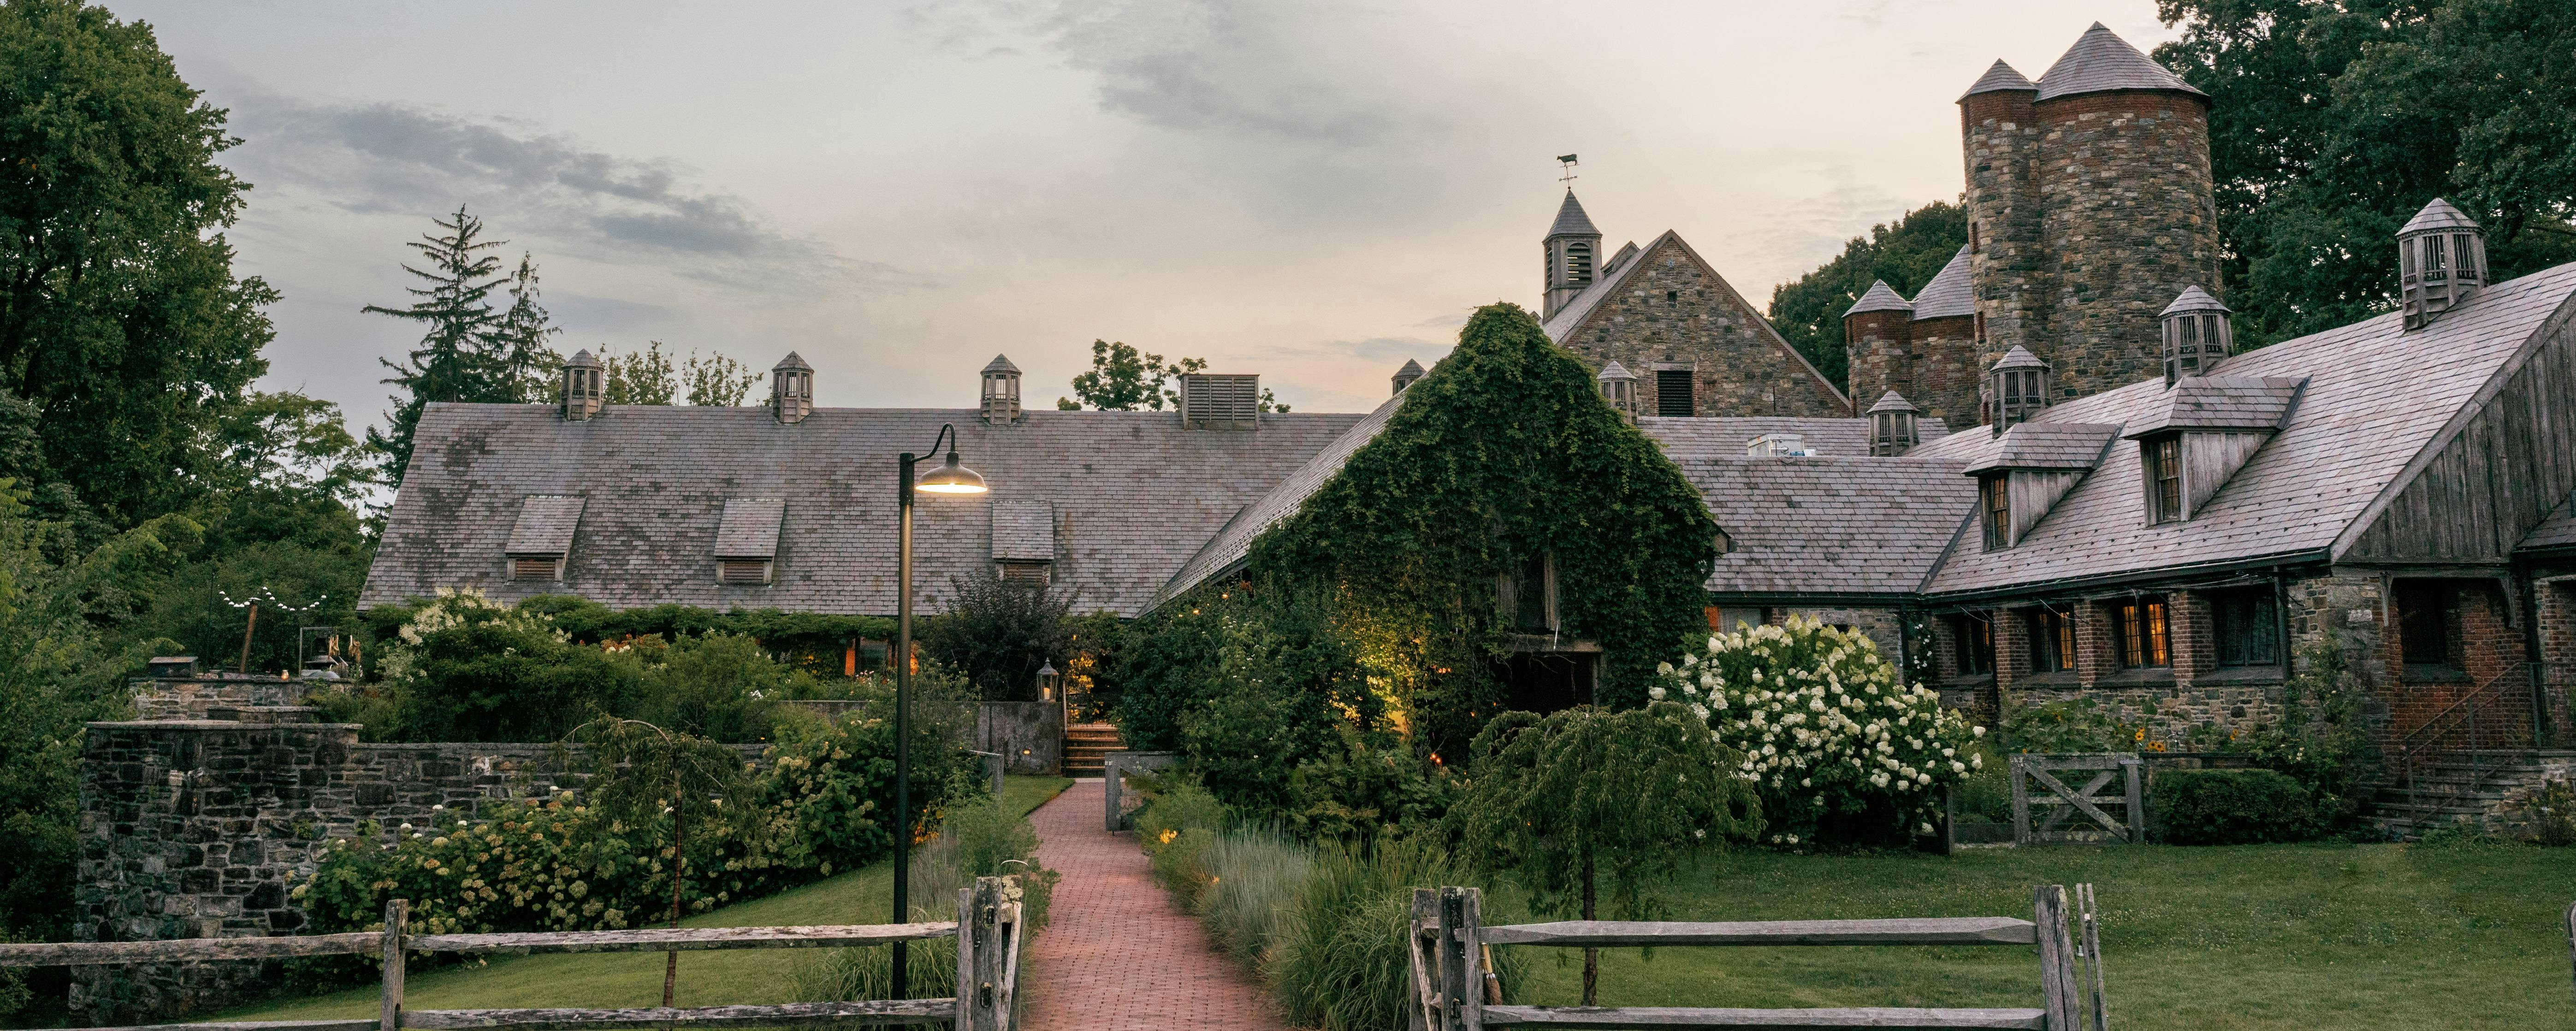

{"left": 1765, "top": 202, "right": 1966, "bottom": 394}
{"left": 365, "top": 205, "right": 509, "bottom": 484}
{"left": 489, "top": 253, "right": 563, "bottom": 403}
{"left": 0, "top": 0, "right": 281, "bottom": 528}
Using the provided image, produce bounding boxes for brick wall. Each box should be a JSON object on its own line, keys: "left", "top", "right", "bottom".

{"left": 1993, "top": 607, "right": 2033, "bottom": 705}
{"left": 2073, "top": 600, "right": 2121, "bottom": 685}
{"left": 2540, "top": 580, "right": 2576, "bottom": 745}
{"left": 1557, "top": 236, "right": 1848, "bottom": 417}
{"left": 2168, "top": 592, "right": 2217, "bottom": 687}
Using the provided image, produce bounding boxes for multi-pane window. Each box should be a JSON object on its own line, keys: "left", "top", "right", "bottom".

{"left": 2212, "top": 590, "right": 2280, "bottom": 668}
{"left": 2146, "top": 437, "right": 2183, "bottom": 522}
{"left": 1981, "top": 475, "right": 2011, "bottom": 551}
{"left": 2117, "top": 600, "right": 2171, "bottom": 669}
{"left": 2397, "top": 581, "right": 2457, "bottom": 668}
{"left": 1504, "top": 552, "right": 1557, "bottom": 633}
{"left": 1656, "top": 370, "right": 1694, "bottom": 417}
{"left": 1951, "top": 616, "right": 1994, "bottom": 676}
{"left": 2029, "top": 610, "right": 2076, "bottom": 673}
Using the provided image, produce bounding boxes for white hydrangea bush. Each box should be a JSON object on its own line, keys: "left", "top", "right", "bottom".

{"left": 1653, "top": 615, "right": 1984, "bottom": 847}
{"left": 379, "top": 587, "right": 570, "bottom": 686}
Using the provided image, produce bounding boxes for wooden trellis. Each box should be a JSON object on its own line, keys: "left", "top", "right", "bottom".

{"left": 2011, "top": 753, "right": 2146, "bottom": 846}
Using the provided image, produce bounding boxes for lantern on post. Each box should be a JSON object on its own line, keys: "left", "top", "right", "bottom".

{"left": 1036, "top": 660, "right": 1059, "bottom": 702}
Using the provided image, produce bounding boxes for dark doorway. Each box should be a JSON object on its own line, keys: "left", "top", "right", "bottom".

{"left": 1492, "top": 650, "right": 1597, "bottom": 714}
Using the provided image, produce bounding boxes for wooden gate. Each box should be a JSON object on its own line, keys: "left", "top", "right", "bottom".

{"left": 1409, "top": 883, "right": 2113, "bottom": 1029}
{"left": 2011, "top": 753, "right": 2146, "bottom": 846}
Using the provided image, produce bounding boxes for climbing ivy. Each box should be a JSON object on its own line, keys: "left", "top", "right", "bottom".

{"left": 1243, "top": 303, "right": 1721, "bottom": 755}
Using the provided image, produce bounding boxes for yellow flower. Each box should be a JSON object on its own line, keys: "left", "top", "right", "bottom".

{"left": 1158, "top": 829, "right": 1178, "bottom": 845}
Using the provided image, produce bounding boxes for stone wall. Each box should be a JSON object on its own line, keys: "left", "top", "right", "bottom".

{"left": 129, "top": 675, "right": 313, "bottom": 720}
{"left": 2030, "top": 91, "right": 2221, "bottom": 401}
{"left": 71, "top": 716, "right": 759, "bottom": 1024}
{"left": 973, "top": 701, "right": 1064, "bottom": 776}
{"left": 1555, "top": 235, "right": 1849, "bottom": 417}
{"left": 2018, "top": 680, "right": 2286, "bottom": 744}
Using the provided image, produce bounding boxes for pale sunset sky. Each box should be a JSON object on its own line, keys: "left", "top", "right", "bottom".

{"left": 109, "top": 0, "right": 2182, "bottom": 427}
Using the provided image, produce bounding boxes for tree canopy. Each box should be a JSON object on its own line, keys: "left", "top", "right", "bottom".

{"left": 2156, "top": 0, "right": 2576, "bottom": 345}
{"left": 1054, "top": 338, "right": 1285, "bottom": 412}
{"left": 1765, "top": 202, "right": 1966, "bottom": 395}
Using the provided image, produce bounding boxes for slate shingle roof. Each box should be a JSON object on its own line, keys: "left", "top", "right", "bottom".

{"left": 1845, "top": 280, "right": 1913, "bottom": 316}
{"left": 1686, "top": 457, "right": 1978, "bottom": 597}
{"left": 2400, "top": 198, "right": 2480, "bottom": 235}
{"left": 2161, "top": 285, "right": 2227, "bottom": 316}
{"left": 1153, "top": 392, "right": 1407, "bottom": 605}
{"left": 1547, "top": 192, "right": 1599, "bottom": 238}
{"left": 2121, "top": 376, "right": 2304, "bottom": 437}
{"left": 363, "top": 405, "right": 1365, "bottom": 617}
{"left": 2518, "top": 494, "right": 2576, "bottom": 552}
{"left": 712, "top": 498, "right": 785, "bottom": 558}
{"left": 990, "top": 500, "right": 1055, "bottom": 562}
{"left": 1909, "top": 262, "right": 2576, "bottom": 595}
{"left": 1960, "top": 59, "right": 2038, "bottom": 99}
{"left": 1643, "top": 416, "right": 1951, "bottom": 461}
{"left": 1910, "top": 247, "right": 1975, "bottom": 320}
{"left": 505, "top": 496, "right": 585, "bottom": 556}
{"left": 2033, "top": 22, "right": 2204, "bottom": 101}
{"left": 1962, "top": 422, "right": 2122, "bottom": 474}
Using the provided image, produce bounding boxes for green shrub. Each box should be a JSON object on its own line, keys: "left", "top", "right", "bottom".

{"left": 2003, "top": 697, "right": 2140, "bottom": 754}
{"left": 2151, "top": 768, "right": 2322, "bottom": 845}
{"left": 1191, "top": 827, "right": 1312, "bottom": 966}
{"left": 1135, "top": 776, "right": 1229, "bottom": 846}
{"left": 378, "top": 589, "right": 643, "bottom": 742}
{"left": 1114, "top": 587, "right": 1385, "bottom": 813}
{"left": 2517, "top": 778, "right": 2576, "bottom": 847}
{"left": 1269, "top": 835, "right": 1528, "bottom": 1031}
{"left": 630, "top": 632, "right": 821, "bottom": 743}
{"left": 1285, "top": 727, "right": 1461, "bottom": 841}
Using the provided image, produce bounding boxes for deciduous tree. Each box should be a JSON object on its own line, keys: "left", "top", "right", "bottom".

{"left": 1765, "top": 202, "right": 1966, "bottom": 394}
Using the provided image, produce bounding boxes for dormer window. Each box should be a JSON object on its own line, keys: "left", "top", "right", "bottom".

{"left": 2144, "top": 436, "right": 2183, "bottom": 523}
{"left": 714, "top": 498, "right": 784, "bottom": 587}
{"left": 718, "top": 559, "right": 773, "bottom": 585}
{"left": 512, "top": 556, "right": 564, "bottom": 581}
{"left": 505, "top": 495, "right": 585, "bottom": 583}
{"left": 1980, "top": 474, "right": 2009, "bottom": 551}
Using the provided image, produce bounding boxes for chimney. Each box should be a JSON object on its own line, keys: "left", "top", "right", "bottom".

{"left": 2399, "top": 198, "right": 2487, "bottom": 331}
{"left": 770, "top": 351, "right": 813, "bottom": 424}
{"left": 2158, "top": 287, "right": 2232, "bottom": 386}
{"left": 980, "top": 355, "right": 1023, "bottom": 425}
{"left": 1392, "top": 358, "right": 1426, "bottom": 395}
{"left": 1179, "top": 373, "right": 1261, "bottom": 430}
{"left": 561, "top": 350, "right": 603, "bottom": 421}
{"left": 1595, "top": 361, "right": 1637, "bottom": 421}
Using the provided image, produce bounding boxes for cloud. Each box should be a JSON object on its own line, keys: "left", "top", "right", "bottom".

{"left": 225, "top": 95, "right": 880, "bottom": 293}
{"left": 908, "top": 0, "right": 1434, "bottom": 149}
{"left": 1283, "top": 334, "right": 1452, "bottom": 365}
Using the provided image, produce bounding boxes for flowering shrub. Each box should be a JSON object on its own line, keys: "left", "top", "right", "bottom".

{"left": 1654, "top": 616, "right": 1983, "bottom": 847}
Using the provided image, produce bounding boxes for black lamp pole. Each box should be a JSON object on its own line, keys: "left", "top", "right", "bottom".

{"left": 891, "top": 422, "right": 984, "bottom": 995}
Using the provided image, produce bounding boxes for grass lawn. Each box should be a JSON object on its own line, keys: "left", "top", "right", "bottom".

{"left": 1501, "top": 840, "right": 2576, "bottom": 1029}
{"left": 210, "top": 776, "right": 1073, "bottom": 1022}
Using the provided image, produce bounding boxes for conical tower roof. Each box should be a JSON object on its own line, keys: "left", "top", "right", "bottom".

{"left": 2035, "top": 23, "right": 2203, "bottom": 101}
{"left": 2159, "top": 285, "right": 2229, "bottom": 316}
{"left": 773, "top": 350, "right": 812, "bottom": 371}
{"left": 1960, "top": 59, "right": 2037, "bottom": 100}
{"left": 1844, "top": 279, "right": 1914, "bottom": 317}
{"left": 1992, "top": 345, "right": 2048, "bottom": 371}
{"left": 2399, "top": 197, "right": 2481, "bottom": 235}
{"left": 982, "top": 354, "right": 1020, "bottom": 374}
{"left": 1546, "top": 191, "right": 1600, "bottom": 239}
{"left": 1866, "top": 390, "right": 1919, "bottom": 415}
{"left": 1910, "top": 246, "right": 1975, "bottom": 320}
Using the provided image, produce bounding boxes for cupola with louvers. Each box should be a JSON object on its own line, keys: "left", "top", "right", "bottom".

{"left": 770, "top": 351, "right": 813, "bottom": 424}
{"left": 560, "top": 350, "right": 603, "bottom": 421}
{"left": 1595, "top": 360, "right": 1637, "bottom": 421}
{"left": 2399, "top": 198, "right": 2487, "bottom": 331}
{"left": 1866, "top": 391, "right": 1920, "bottom": 456}
{"left": 1986, "top": 346, "right": 2050, "bottom": 432}
{"left": 2159, "top": 287, "right": 2232, "bottom": 387}
{"left": 981, "top": 354, "right": 1023, "bottom": 425}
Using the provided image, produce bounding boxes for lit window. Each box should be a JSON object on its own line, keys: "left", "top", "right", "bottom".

{"left": 2118, "top": 600, "right": 2171, "bottom": 669}
{"left": 2028, "top": 610, "right": 2075, "bottom": 672}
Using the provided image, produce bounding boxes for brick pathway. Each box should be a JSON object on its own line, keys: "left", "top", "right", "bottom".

{"left": 1021, "top": 779, "right": 1293, "bottom": 1030}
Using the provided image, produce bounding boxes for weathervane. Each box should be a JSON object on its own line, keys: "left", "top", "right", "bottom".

{"left": 1557, "top": 154, "right": 1579, "bottom": 188}
{"left": 218, "top": 587, "right": 327, "bottom": 675}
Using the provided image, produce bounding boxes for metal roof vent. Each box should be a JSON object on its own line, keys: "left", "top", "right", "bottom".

{"left": 1746, "top": 432, "right": 1810, "bottom": 458}
{"left": 1179, "top": 373, "right": 1261, "bottom": 430}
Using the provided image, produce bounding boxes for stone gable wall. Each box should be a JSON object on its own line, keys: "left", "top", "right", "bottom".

{"left": 1558, "top": 238, "right": 1848, "bottom": 418}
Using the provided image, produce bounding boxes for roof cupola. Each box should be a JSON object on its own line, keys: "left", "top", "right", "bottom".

{"left": 2159, "top": 287, "right": 2233, "bottom": 386}
{"left": 1392, "top": 358, "right": 1426, "bottom": 395}
{"left": 1595, "top": 360, "right": 1637, "bottom": 421}
{"left": 1866, "top": 391, "right": 1920, "bottom": 456}
{"left": 1987, "top": 346, "right": 2050, "bottom": 433}
{"left": 1542, "top": 191, "right": 1604, "bottom": 320}
{"left": 980, "top": 354, "right": 1022, "bottom": 425}
{"left": 2399, "top": 198, "right": 2487, "bottom": 331}
{"left": 770, "top": 351, "right": 813, "bottom": 424}
{"left": 561, "top": 349, "right": 603, "bottom": 422}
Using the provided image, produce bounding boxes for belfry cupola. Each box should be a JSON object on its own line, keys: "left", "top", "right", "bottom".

{"left": 770, "top": 351, "right": 813, "bottom": 424}
{"left": 2399, "top": 198, "right": 2487, "bottom": 331}
{"left": 980, "top": 354, "right": 1023, "bottom": 425}
{"left": 560, "top": 349, "right": 603, "bottom": 422}
{"left": 2158, "top": 287, "right": 2232, "bottom": 386}
{"left": 1542, "top": 191, "right": 1603, "bottom": 320}
{"left": 1392, "top": 358, "right": 1426, "bottom": 395}
{"left": 1987, "top": 346, "right": 2051, "bottom": 433}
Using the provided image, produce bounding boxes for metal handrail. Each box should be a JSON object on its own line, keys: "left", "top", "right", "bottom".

{"left": 2391, "top": 664, "right": 2525, "bottom": 790}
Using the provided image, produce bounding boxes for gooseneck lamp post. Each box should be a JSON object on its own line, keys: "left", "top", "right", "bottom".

{"left": 893, "top": 422, "right": 986, "bottom": 992}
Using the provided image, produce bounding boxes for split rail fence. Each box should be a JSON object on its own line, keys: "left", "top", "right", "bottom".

{"left": 0, "top": 876, "right": 1028, "bottom": 1031}
{"left": 1409, "top": 883, "right": 2112, "bottom": 1030}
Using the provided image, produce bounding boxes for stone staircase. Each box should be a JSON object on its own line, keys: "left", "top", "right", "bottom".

{"left": 1062, "top": 722, "right": 1126, "bottom": 778}
{"left": 2369, "top": 749, "right": 2576, "bottom": 840}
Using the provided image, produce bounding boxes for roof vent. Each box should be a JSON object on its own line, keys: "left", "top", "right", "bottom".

{"left": 506, "top": 495, "right": 586, "bottom": 581}
{"left": 561, "top": 350, "right": 603, "bottom": 422}
{"left": 981, "top": 355, "right": 1023, "bottom": 425}
{"left": 1746, "top": 432, "right": 1810, "bottom": 458}
{"left": 770, "top": 352, "right": 813, "bottom": 424}
{"left": 2399, "top": 198, "right": 2487, "bottom": 331}
{"left": 1179, "top": 373, "right": 1261, "bottom": 430}
{"left": 714, "top": 498, "right": 784, "bottom": 585}
{"left": 1392, "top": 358, "right": 1426, "bottom": 395}
{"left": 2159, "top": 287, "right": 2233, "bottom": 386}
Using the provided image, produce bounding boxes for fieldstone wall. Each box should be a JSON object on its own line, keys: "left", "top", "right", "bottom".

{"left": 973, "top": 701, "right": 1063, "bottom": 776}
{"left": 2018, "top": 681, "right": 2287, "bottom": 744}
{"left": 129, "top": 675, "right": 312, "bottom": 720}
{"left": 71, "top": 716, "right": 760, "bottom": 1024}
{"left": 2031, "top": 91, "right": 2221, "bottom": 402}
{"left": 1962, "top": 86, "right": 2046, "bottom": 400}
{"left": 1554, "top": 235, "right": 1850, "bottom": 417}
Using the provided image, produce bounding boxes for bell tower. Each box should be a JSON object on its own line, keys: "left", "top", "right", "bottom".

{"left": 1542, "top": 190, "right": 1603, "bottom": 320}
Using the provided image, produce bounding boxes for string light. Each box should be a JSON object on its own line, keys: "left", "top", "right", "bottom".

{"left": 217, "top": 587, "right": 327, "bottom": 613}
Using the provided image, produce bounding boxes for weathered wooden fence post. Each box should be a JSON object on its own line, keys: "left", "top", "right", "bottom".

{"left": 379, "top": 898, "right": 407, "bottom": 1031}
{"left": 2078, "top": 883, "right": 2110, "bottom": 1030}
{"left": 1408, "top": 889, "right": 1437, "bottom": 1031}
{"left": 2121, "top": 757, "right": 2146, "bottom": 845}
{"left": 2010, "top": 756, "right": 2033, "bottom": 848}
{"left": 2565, "top": 901, "right": 2575, "bottom": 998}
{"left": 955, "top": 886, "right": 976, "bottom": 1021}
{"left": 2032, "top": 885, "right": 2077, "bottom": 1029}
{"left": 964, "top": 876, "right": 1007, "bottom": 1031}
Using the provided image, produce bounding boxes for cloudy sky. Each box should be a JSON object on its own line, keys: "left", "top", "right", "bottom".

{"left": 112, "top": 0, "right": 2179, "bottom": 427}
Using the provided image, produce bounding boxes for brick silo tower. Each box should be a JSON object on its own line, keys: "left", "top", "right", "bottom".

{"left": 1963, "top": 24, "right": 2219, "bottom": 411}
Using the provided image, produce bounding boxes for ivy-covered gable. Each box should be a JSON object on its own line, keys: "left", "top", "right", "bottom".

{"left": 1244, "top": 303, "right": 1719, "bottom": 751}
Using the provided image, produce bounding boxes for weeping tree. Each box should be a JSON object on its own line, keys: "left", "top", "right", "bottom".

{"left": 1453, "top": 702, "right": 1762, "bottom": 1005}
{"left": 566, "top": 717, "right": 758, "bottom": 1007}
